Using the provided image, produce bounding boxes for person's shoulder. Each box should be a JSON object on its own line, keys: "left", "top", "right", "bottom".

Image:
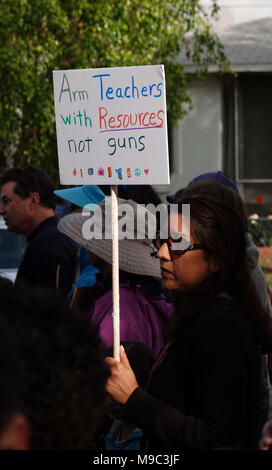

{"left": 28, "top": 225, "right": 78, "bottom": 260}
{"left": 196, "top": 294, "right": 256, "bottom": 342}
{"left": 32, "top": 218, "right": 77, "bottom": 248}
{"left": 200, "top": 295, "right": 243, "bottom": 323}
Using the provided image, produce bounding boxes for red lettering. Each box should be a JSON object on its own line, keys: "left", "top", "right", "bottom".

{"left": 123, "top": 114, "right": 130, "bottom": 128}
{"left": 138, "top": 112, "right": 144, "bottom": 127}
{"left": 99, "top": 107, "right": 108, "bottom": 130}
{"left": 116, "top": 114, "right": 123, "bottom": 128}
{"left": 142, "top": 112, "right": 150, "bottom": 127}
{"left": 108, "top": 116, "right": 116, "bottom": 129}
{"left": 149, "top": 112, "right": 156, "bottom": 126}
{"left": 129, "top": 113, "right": 138, "bottom": 126}
{"left": 99, "top": 108, "right": 164, "bottom": 131}
{"left": 157, "top": 109, "right": 164, "bottom": 127}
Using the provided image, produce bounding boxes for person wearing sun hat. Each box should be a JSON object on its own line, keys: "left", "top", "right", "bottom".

{"left": 58, "top": 197, "right": 173, "bottom": 357}
{"left": 54, "top": 184, "right": 105, "bottom": 209}
{"left": 54, "top": 185, "right": 106, "bottom": 304}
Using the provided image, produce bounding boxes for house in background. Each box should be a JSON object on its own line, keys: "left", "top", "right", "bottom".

{"left": 157, "top": 0, "right": 272, "bottom": 215}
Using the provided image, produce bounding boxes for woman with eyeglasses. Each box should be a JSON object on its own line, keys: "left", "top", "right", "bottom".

{"left": 106, "top": 194, "right": 272, "bottom": 450}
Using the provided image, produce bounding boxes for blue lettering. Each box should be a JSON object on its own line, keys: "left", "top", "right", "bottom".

{"left": 93, "top": 74, "right": 163, "bottom": 101}
{"left": 141, "top": 86, "right": 148, "bottom": 97}
{"left": 92, "top": 73, "right": 111, "bottom": 100}
{"left": 154, "top": 82, "right": 163, "bottom": 97}
{"left": 105, "top": 86, "right": 114, "bottom": 100}
{"left": 124, "top": 86, "right": 131, "bottom": 98}
{"left": 149, "top": 83, "right": 156, "bottom": 96}
{"left": 132, "top": 76, "right": 139, "bottom": 99}
{"left": 116, "top": 87, "right": 124, "bottom": 98}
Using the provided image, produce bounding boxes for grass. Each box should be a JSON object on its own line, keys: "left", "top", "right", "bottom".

{"left": 259, "top": 257, "right": 272, "bottom": 290}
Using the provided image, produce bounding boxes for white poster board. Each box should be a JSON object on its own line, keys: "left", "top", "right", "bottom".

{"left": 53, "top": 65, "right": 169, "bottom": 185}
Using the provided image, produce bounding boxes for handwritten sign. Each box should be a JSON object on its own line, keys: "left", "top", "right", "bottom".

{"left": 52, "top": 65, "right": 169, "bottom": 185}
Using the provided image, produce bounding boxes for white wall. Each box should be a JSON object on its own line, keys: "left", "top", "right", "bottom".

{"left": 203, "top": 0, "right": 272, "bottom": 29}
{"left": 159, "top": 75, "right": 223, "bottom": 197}
{"left": 155, "top": 1, "right": 272, "bottom": 200}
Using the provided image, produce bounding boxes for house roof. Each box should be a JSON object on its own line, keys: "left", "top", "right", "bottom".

{"left": 180, "top": 17, "right": 272, "bottom": 73}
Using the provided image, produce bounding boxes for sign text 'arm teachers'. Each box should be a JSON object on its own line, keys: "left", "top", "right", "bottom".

{"left": 53, "top": 65, "right": 169, "bottom": 185}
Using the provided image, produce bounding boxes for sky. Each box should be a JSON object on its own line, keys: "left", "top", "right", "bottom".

{"left": 202, "top": 0, "right": 272, "bottom": 29}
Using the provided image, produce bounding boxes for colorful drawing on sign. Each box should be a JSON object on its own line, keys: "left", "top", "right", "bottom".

{"left": 53, "top": 65, "right": 170, "bottom": 184}
{"left": 72, "top": 167, "right": 154, "bottom": 178}
{"left": 115, "top": 168, "right": 122, "bottom": 180}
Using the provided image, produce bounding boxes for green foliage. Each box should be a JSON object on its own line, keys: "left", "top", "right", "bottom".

{"left": 259, "top": 257, "right": 272, "bottom": 291}
{"left": 0, "top": 0, "right": 229, "bottom": 179}
{"left": 248, "top": 219, "right": 272, "bottom": 247}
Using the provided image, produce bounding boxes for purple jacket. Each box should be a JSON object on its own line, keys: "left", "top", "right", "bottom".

{"left": 87, "top": 278, "right": 173, "bottom": 358}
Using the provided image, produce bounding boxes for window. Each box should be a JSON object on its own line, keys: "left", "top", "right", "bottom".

{"left": 236, "top": 74, "right": 272, "bottom": 181}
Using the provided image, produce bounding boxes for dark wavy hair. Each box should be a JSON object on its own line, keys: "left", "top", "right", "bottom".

{"left": 176, "top": 179, "right": 248, "bottom": 230}
{"left": 0, "top": 166, "right": 56, "bottom": 210}
{"left": 0, "top": 295, "right": 22, "bottom": 433}
{"left": 168, "top": 194, "right": 272, "bottom": 353}
{"left": 0, "top": 279, "right": 109, "bottom": 449}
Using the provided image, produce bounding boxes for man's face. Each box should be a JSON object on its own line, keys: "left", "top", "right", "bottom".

{"left": 0, "top": 181, "right": 33, "bottom": 235}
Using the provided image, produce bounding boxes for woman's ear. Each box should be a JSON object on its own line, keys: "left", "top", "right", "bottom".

{"left": 208, "top": 256, "right": 221, "bottom": 273}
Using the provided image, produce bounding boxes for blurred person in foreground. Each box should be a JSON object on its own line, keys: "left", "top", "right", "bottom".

{"left": 0, "top": 311, "right": 29, "bottom": 450}
{"left": 0, "top": 277, "right": 109, "bottom": 449}
{"left": 259, "top": 413, "right": 272, "bottom": 450}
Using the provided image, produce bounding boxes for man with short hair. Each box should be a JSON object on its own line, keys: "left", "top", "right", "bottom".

{"left": 0, "top": 166, "right": 77, "bottom": 295}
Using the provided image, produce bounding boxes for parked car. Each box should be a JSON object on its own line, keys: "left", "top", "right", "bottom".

{"left": 0, "top": 216, "right": 26, "bottom": 282}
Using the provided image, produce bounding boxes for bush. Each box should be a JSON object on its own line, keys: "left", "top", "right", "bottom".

{"left": 248, "top": 218, "right": 272, "bottom": 247}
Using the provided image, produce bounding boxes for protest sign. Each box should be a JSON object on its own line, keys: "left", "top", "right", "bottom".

{"left": 53, "top": 65, "right": 170, "bottom": 361}
{"left": 53, "top": 65, "right": 169, "bottom": 185}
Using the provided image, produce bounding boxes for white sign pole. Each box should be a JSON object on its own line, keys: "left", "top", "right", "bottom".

{"left": 53, "top": 64, "right": 170, "bottom": 362}
{"left": 111, "top": 185, "right": 120, "bottom": 362}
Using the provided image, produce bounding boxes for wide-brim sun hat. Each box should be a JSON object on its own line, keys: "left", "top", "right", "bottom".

{"left": 54, "top": 185, "right": 105, "bottom": 208}
{"left": 57, "top": 197, "right": 161, "bottom": 278}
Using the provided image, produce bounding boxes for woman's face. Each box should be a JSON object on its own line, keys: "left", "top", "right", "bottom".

{"left": 157, "top": 213, "right": 217, "bottom": 293}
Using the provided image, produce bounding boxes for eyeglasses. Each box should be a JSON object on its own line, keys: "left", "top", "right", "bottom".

{"left": 152, "top": 232, "right": 206, "bottom": 259}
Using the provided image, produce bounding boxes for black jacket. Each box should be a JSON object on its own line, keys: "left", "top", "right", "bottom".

{"left": 124, "top": 295, "right": 261, "bottom": 450}
{"left": 16, "top": 216, "right": 78, "bottom": 295}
